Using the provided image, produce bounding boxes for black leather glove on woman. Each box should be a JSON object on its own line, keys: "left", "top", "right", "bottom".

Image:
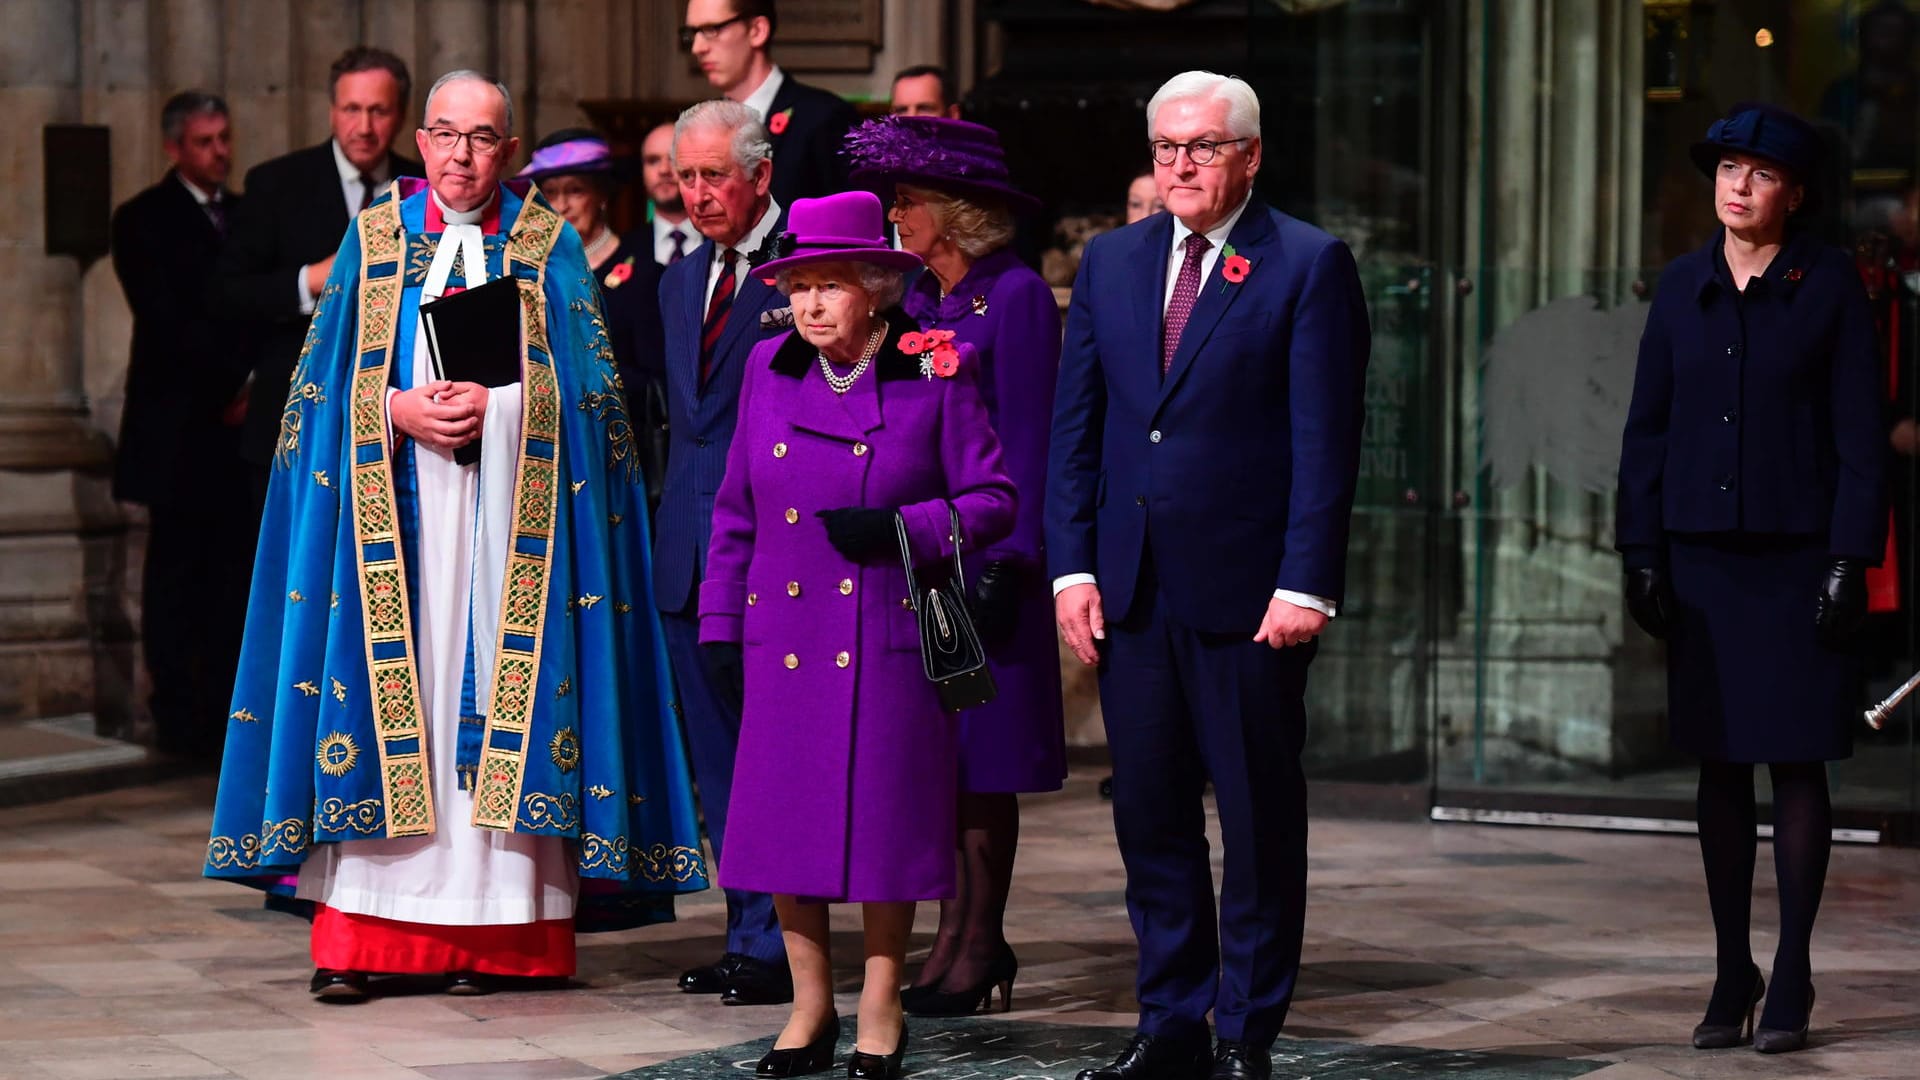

{"left": 971, "top": 560, "right": 1024, "bottom": 650}
{"left": 1625, "top": 566, "right": 1674, "bottom": 640}
{"left": 701, "top": 642, "right": 744, "bottom": 715}
{"left": 1814, "top": 557, "right": 1868, "bottom": 647}
{"left": 817, "top": 507, "right": 896, "bottom": 561}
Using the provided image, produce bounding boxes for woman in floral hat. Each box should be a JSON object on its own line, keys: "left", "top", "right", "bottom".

{"left": 845, "top": 114, "right": 1066, "bottom": 1019}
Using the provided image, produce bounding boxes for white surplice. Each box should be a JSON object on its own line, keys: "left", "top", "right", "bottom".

{"left": 296, "top": 193, "right": 576, "bottom": 926}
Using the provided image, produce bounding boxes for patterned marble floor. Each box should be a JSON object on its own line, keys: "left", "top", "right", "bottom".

{"left": 4, "top": 770, "right": 1920, "bottom": 1079}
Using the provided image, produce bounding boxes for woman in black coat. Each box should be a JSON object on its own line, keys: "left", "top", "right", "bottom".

{"left": 1617, "top": 103, "right": 1888, "bottom": 1055}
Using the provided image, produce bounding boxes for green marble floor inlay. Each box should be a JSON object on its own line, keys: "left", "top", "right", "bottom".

{"left": 605, "top": 1019, "right": 1610, "bottom": 1078}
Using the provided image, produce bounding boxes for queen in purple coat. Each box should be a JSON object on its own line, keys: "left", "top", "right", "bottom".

{"left": 698, "top": 191, "right": 1015, "bottom": 1075}
{"left": 847, "top": 115, "right": 1067, "bottom": 1019}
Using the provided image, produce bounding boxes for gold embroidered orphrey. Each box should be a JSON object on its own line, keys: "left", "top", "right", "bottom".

{"left": 343, "top": 183, "right": 565, "bottom": 838}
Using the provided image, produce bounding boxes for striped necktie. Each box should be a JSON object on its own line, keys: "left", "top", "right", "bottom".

{"left": 701, "top": 247, "right": 739, "bottom": 387}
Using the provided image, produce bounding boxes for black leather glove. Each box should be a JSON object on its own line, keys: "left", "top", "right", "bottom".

{"left": 1625, "top": 566, "right": 1675, "bottom": 641}
{"left": 971, "top": 560, "right": 1024, "bottom": 650}
{"left": 816, "top": 507, "right": 895, "bottom": 561}
{"left": 701, "top": 641, "right": 744, "bottom": 716}
{"left": 1814, "top": 558, "right": 1868, "bottom": 648}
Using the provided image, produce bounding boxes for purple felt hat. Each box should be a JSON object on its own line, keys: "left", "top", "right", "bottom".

{"left": 844, "top": 115, "right": 1041, "bottom": 214}
{"left": 516, "top": 135, "right": 615, "bottom": 182}
{"left": 752, "top": 191, "right": 924, "bottom": 282}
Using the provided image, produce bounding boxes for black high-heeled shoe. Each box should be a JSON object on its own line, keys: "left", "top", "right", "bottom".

{"left": 846, "top": 1019, "right": 908, "bottom": 1079}
{"left": 903, "top": 942, "right": 1017, "bottom": 1018}
{"left": 1753, "top": 983, "right": 1814, "bottom": 1054}
{"left": 757, "top": 1014, "right": 840, "bottom": 1077}
{"left": 1691, "top": 965, "right": 1763, "bottom": 1049}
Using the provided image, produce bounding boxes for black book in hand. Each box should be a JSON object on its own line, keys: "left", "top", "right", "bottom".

{"left": 419, "top": 275, "right": 523, "bottom": 465}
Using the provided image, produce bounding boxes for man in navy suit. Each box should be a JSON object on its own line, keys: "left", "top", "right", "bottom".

{"left": 1047, "top": 72, "right": 1370, "bottom": 1080}
{"left": 654, "top": 98, "right": 793, "bottom": 1007}
{"left": 682, "top": 0, "right": 858, "bottom": 207}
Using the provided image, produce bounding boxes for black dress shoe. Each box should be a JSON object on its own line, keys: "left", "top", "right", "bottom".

{"left": 1075, "top": 1032, "right": 1212, "bottom": 1080}
{"left": 846, "top": 1019, "right": 908, "bottom": 1079}
{"left": 681, "top": 952, "right": 746, "bottom": 994}
{"left": 308, "top": 968, "right": 369, "bottom": 1003}
{"left": 757, "top": 1013, "right": 840, "bottom": 1077}
{"left": 1691, "top": 965, "right": 1763, "bottom": 1049}
{"left": 1209, "top": 1041, "right": 1271, "bottom": 1080}
{"left": 445, "top": 972, "right": 496, "bottom": 996}
{"left": 904, "top": 942, "right": 1017, "bottom": 1017}
{"left": 723, "top": 955, "right": 796, "bottom": 1006}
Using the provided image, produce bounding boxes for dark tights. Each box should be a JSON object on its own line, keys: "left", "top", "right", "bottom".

{"left": 911, "top": 792, "right": 1019, "bottom": 992}
{"left": 1696, "top": 760, "right": 1830, "bottom": 1029}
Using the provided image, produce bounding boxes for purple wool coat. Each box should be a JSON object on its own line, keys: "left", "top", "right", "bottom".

{"left": 699, "top": 313, "right": 1017, "bottom": 903}
{"left": 903, "top": 248, "right": 1067, "bottom": 794}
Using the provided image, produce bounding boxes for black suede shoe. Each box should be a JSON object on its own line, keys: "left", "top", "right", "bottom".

{"left": 681, "top": 952, "right": 746, "bottom": 995}
{"left": 1209, "top": 1041, "right": 1270, "bottom": 1080}
{"left": 309, "top": 968, "right": 369, "bottom": 1003}
{"left": 1075, "top": 1032, "right": 1212, "bottom": 1080}
{"left": 722, "top": 955, "right": 797, "bottom": 1006}
{"left": 756, "top": 1013, "right": 840, "bottom": 1077}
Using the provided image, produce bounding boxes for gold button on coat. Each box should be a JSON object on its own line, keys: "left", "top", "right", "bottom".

{"left": 900, "top": 597, "right": 914, "bottom": 609}
{"left": 852, "top": 442, "right": 869, "bottom": 457}
{"left": 835, "top": 651, "right": 851, "bottom": 668}
{"left": 747, "top": 593, "right": 758, "bottom": 606}
{"left": 839, "top": 578, "right": 854, "bottom": 595}
{"left": 785, "top": 507, "right": 799, "bottom": 524}
{"left": 787, "top": 581, "right": 801, "bottom": 597}
{"left": 773, "top": 442, "right": 788, "bottom": 458}
{"left": 783, "top": 654, "right": 799, "bottom": 669}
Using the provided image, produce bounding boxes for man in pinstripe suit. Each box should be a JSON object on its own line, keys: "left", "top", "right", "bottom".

{"left": 653, "top": 99, "right": 793, "bottom": 1006}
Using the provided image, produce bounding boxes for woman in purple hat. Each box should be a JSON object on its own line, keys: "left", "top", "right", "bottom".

{"left": 519, "top": 128, "right": 668, "bottom": 506}
{"left": 1618, "top": 102, "right": 1885, "bottom": 1055}
{"left": 700, "top": 189, "right": 1017, "bottom": 1078}
{"left": 845, "top": 114, "right": 1067, "bottom": 1018}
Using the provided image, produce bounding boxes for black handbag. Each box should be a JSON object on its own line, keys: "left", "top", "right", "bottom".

{"left": 895, "top": 503, "right": 998, "bottom": 712}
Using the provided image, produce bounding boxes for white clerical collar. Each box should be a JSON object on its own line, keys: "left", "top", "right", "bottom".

{"left": 432, "top": 189, "right": 495, "bottom": 225}
{"left": 424, "top": 190, "right": 494, "bottom": 299}
{"left": 1170, "top": 190, "right": 1253, "bottom": 256}
{"left": 331, "top": 138, "right": 392, "bottom": 187}
{"left": 741, "top": 65, "right": 785, "bottom": 122}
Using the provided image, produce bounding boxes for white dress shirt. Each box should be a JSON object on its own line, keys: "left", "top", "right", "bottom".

{"left": 297, "top": 140, "right": 393, "bottom": 314}
{"left": 703, "top": 198, "right": 782, "bottom": 312}
{"left": 739, "top": 65, "right": 786, "bottom": 123}
{"left": 1052, "top": 194, "right": 1338, "bottom": 620}
{"left": 653, "top": 213, "right": 694, "bottom": 267}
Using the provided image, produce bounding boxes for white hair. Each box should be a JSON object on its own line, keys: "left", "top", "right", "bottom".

{"left": 673, "top": 99, "right": 773, "bottom": 176}
{"left": 1146, "top": 70, "right": 1260, "bottom": 141}
{"left": 423, "top": 69, "right": 514, "bottom": 136}
{"left": 774, "top": 261, "right": 908, "bottom": 311}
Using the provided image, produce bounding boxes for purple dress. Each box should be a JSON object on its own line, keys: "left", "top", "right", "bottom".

{"left": 903, "top": 248, "right": 1067, "bottom": 794}
{"left": 699, "top": 317, "right": 1017, "bottom": 903}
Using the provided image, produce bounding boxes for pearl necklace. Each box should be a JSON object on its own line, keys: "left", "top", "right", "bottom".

{"left": 583, "top": 226, "right": 617, "bottom": 264}
{"left": 817, "top": 320, "right": 888, "bottom": 394}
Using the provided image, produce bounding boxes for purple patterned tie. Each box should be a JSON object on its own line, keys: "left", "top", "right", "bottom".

{"left": 1162, "top": 233, "right": 1210, "bottom": 375}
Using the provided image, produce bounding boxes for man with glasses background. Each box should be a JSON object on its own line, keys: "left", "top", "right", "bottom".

{"left": 1048, "top": 71, "right": 1371, "bottom": 1080}
{"left": 682, "top": 0, "right": 857, "bottom": 207}
{"left": 215, "top": 46, "right": 422, "bottom": 515}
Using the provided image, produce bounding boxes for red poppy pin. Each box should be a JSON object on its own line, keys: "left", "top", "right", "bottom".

{"left": 902, "top": 328, "right": 964, "bottom": 379}
{"left": 1784, "top": 268, "right": 1804, "bottom": 282}
{"left": 603, "top": 256, "right": 635, "bottom": 290}
{"left": 769, "top": 107, "right": 793, "bottom": 136}
{"left": 1221, "top": 244, "right": 1251, "bottom": 285}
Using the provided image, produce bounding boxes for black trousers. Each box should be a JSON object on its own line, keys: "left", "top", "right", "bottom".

{"left": 141, "top": 471, "right": 252, "bottom": 759}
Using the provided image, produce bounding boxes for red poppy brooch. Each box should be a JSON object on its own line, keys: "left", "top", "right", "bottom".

{"left": 603, "top": 256, "right": 636, "bottom": 290}
{"left": 769, "top": 107, "right": 793, "bottom": 136}
{"left": 901, "top": 328, "right": 964, "bottom": 379}
{"left": 1221, "top": 243, "right": 1251, "bottom": 286}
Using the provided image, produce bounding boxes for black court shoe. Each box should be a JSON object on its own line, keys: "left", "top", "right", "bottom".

{"left": 309, "top": 968, "right": 369, "bottom": 1003}
{"left": 846, "top": 1019, "right": 908, "bottom": 1079}
{"left": 1753, "top": 983, "right": 1815, "bottom": 1054}
{"left": 1691, "top": 965, "right": 1763, "bottom": 1049}
{"left": 904, "top": 943, "right": 1017, "bottom": 1017}
{"left": 756, "top": 1013, "right": 840, "bottom": 1077}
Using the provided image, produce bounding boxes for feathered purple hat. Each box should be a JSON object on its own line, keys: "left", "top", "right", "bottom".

{"left": 844, "top": 116, "right": 1040, "bottom": 214}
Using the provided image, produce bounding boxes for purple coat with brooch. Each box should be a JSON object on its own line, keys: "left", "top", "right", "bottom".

{"left": 903, "top": 247, "right": 1067, "bottom": 794}
{"left": 699, "top": 313, "right": 1017, "bottom": 902}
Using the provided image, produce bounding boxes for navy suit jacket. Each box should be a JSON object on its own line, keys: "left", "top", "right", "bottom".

{"left": 652, "top": 225, "right": 790, "bottom": 615}
{"left": 1045, "top": 200, "right": 1372, "bottom": 634}
{"left": 766, "top": 76, "right": 857, "bottom": 207}
{"left": 1617, "top": 227, "right": 1888, "bottom": 566}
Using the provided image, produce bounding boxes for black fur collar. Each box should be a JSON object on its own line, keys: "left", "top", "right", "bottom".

{"left": 767, "top": 307, "right": 921, "bottom": 381}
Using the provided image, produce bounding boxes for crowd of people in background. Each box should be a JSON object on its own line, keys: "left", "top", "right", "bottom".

{"left": 108, "top": 1, "right": 1884, "bottom": 1077}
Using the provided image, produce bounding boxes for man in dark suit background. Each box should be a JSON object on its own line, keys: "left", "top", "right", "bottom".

{"left": 1047, "top": 72, "right": 1371, "bottom": 1080}
{"left": 682, "top": 0, "right": 857, "bottom": 207}
{"left": 216, "top": 45, "right": 422, "bottom": 510}
{"left": 110, "top": 91, "right": 252, "bottom": 760}
{"left": 654, "top": 98, "right": 793, "bottom": 1008}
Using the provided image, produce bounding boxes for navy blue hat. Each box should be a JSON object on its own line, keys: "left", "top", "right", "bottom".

{"left": 1689, "top": 102, "right": 1823, "bottom": 180}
